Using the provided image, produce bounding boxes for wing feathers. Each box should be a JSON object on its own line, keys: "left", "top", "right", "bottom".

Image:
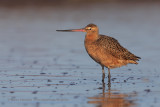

{"left": 96, "top": 35, "right": 141, "bottom": 61}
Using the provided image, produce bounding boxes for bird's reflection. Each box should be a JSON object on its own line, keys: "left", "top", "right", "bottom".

{"left": 88, "top": 77, "right": 136, "bottom": 107}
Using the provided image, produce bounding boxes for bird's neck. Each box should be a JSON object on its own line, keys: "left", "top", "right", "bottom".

{"left": 85, "top": 33, "right": 99, "bottom": 43}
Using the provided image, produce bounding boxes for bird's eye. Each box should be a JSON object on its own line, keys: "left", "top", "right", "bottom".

{"left": 88, "top": 27, "right": 92, "bottom": 30}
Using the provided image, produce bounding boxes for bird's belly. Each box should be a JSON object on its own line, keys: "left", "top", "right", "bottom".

{"left": 85, "top": 44, "right": 127, "bottom": 69}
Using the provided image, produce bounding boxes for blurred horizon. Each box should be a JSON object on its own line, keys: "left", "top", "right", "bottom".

{"left": 0, "top": 0, "right": 160, "bottom": 7}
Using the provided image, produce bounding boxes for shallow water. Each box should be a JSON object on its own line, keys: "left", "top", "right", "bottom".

{"left": 0, "top": 1, "right": 160, "bottom": 107}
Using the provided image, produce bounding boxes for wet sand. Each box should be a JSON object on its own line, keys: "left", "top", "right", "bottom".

{"left": 0, "top": 1, "right": 160, "bottom": 107}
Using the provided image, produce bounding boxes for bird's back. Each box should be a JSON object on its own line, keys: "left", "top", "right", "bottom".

{"left": 97, "top": 35, "right": 140, "bottom": 63}
{"left": 97, "top": 35, "right": 140, "bottom": 60}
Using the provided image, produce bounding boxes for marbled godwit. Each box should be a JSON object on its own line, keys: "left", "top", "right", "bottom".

{"left": 56, "top": 24, "right": 140, "bottom": 81}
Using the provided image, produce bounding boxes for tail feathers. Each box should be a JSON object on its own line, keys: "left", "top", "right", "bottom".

{"left": 129, "top": 55, "right": 141, "bottom": 61}
{"left": 136, "top": 56, "right": 141, "bottom": 61}
{"left": 128, "top": 60, "right": 138, "bottom": 64}
{"left": 128, "top": 55, "right": 141, "bottom": 64}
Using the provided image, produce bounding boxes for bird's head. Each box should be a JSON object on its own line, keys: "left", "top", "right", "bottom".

{"left": 56, "top": 23, "right": 99, "bottom": 34}
{"left": 84, "top": 24, "right": 99, "bottom": 34}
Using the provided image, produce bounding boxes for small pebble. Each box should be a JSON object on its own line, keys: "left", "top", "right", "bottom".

{"left": 59, "top": 81, "right": 64, "bottom": 83}
{"left": 48, "top": 79, "right": 52, "bottom": 82}
{"left": 40, "top": 73, "right": 46, "bottom": 75}
{"left": 144, "top": 89, "right": 151, "bottom": 92}
{"left": 97, "top": 87, "right": 103, "bottom": 89}
{"left": 32, "top": 91, "right": 38, "bottom": 94}
{"left": 70, "top": 82, "right": 76, "bottom": 85}
{"left": 62, "top": 72, "right": 68, "bottom": 75}
{"left": 10, "top": 91, "right": 14, "bottom": 93}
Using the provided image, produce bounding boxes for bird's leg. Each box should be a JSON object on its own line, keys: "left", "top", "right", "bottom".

{"left": 102, "top": 66, "right": 105, "bottom": 82}
{"left": 102, "top": 76, "right": 105, "bottom": 96}
{"left": 102, "top": 66, "right": 105, "bottom": 74}
{"left": 108, "top": 68, "right": 111, "bottom": 78}
{"left": 107, "top": 68, "right": 111, "bottom": 88}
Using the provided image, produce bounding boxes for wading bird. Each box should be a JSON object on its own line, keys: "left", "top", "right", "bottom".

{"left": 56, "top": 24, "right": 140, "bottom": 82}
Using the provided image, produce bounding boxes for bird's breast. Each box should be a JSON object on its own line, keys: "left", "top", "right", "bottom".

{"left": 84, "top": 39, "right": 101, "bottom": 64}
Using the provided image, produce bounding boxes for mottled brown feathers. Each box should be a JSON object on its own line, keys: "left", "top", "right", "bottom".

{"left": 95, "top": 35, "right": 141, "bottom": 63}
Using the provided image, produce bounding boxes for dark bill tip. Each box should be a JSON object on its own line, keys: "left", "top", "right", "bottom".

{"left": 56, "top": 29, "right": 85, "bottom": 32}
{"left": 56, "top": 30, "right": 74, "bottom": 32}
